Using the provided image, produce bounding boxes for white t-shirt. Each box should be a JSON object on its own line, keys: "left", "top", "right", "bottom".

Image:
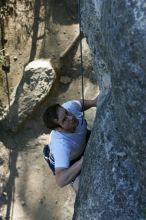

{"left": 49, "top": 100, "right": 87, "bottom": 168}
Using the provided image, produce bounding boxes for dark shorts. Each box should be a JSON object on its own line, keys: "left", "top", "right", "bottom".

{"left": 43, "top": 129, "right": 91, "bottom": 175}
{"left": 43, "top": 145, "right": 56, "bottom": 175}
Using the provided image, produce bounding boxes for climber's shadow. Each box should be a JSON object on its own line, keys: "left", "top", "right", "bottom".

{"left": 0, "top": 93, "right": 56, "bottom": 220}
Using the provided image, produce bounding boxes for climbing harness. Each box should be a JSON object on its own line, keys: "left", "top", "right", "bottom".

{"left": 78, "top": 0, "right": 85, "bottom": 121}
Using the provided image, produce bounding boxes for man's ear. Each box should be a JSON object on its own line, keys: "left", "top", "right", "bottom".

{"left": 53, "top": 119, "right": 61, "bottom": 131}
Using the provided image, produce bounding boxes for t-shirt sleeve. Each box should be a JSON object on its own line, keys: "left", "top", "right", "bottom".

{"left": 53, "top": 144, "right": 71, "bottom": 169}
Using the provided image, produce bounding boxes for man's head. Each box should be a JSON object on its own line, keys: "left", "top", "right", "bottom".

{"left": 43, "top": 104, "right": 61, "bottom": 130}
{"left": 43, "top": 104, "right": 78, "bottom": 133}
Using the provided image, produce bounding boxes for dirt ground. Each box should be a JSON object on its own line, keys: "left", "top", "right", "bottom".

{"left": 0, "top": 1, "right": 98, "bottom": 219}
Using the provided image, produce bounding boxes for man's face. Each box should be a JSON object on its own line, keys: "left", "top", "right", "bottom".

{"left": 55, "top": 107, "right": 78, "bottom": 133}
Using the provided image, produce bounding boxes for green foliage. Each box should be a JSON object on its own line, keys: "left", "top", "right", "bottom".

{"left": 0, "top": 57, "right": 4, "bottom": 66}
{"left": 0, "top": 69, "right": 4, "bottom": 98}
{"left": 0, "top": 0, "right": 14, "bottom": 18}
{"left": 0, "top": 0, "right": 7, "bottom": 8}
{"left": 0, "top": 0, "right": 6, "bottom": 7}
{"left": 0, "top": 50, "right": 5, "bottom": 67}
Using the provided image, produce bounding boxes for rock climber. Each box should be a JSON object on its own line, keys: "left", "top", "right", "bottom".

{"left": 43, "top": 96, "right": 98, "bottom": 192}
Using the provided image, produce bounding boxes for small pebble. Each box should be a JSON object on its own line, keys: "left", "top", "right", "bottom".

{"left": 39, "top": 199, "right": 43, "bottom": 204}
{"left": 72, "top": 67, "right": 78, "bottom": 71}
{"left": 3, "top": 191, "right": 7, "bottom": 197}
{"left": 60, "top": 76, "right": 71, "bottom": 84}
{"left": 21, "top": 200, "right": 25, "bottom": 206}
{"left": 14, "top": 56, "right": 17, "bottom": 61}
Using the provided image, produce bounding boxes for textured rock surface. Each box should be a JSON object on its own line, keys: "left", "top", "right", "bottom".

{"left": 73, "top": 1, "right": 146, "bottom": 219}
{"left": 64, "top": 0, "right": 78, "bottom": 12}
{"left": 1, "top": 59, "right": 56, "bottom": 131}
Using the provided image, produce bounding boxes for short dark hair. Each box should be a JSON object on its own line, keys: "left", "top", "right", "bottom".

{"left": 43, "top": 104, "right": 61, "bottom": 129}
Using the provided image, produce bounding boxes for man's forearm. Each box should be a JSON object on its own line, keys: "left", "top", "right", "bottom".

{"left": 55, "top": 158, "right": 83, "bottom": 187}
{"left": 80, "top": 98, "right": 97, "bottom": 111}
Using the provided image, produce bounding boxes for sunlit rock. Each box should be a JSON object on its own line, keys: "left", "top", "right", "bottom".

{"left": 1, "top": 59, "right": 56, "bottom": 132}
{"left": 73, "top": 1, "right": 146, "bottom": 219}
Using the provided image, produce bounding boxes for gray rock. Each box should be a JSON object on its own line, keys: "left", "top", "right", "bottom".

{"left": 60, "top": 76, "right": 72, "bottom": 84}
{"left": 1, "top": 59, "right": 56, "bottom": 132}
{"left": 73, "top": 1, "right": 146, "bottom": 220}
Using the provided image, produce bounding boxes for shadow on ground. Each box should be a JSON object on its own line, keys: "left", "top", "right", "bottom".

{"left": 0, "top": 0, "right": 98, "bottom": 219}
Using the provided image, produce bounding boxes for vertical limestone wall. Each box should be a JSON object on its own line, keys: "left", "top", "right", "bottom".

{"left": 73, "top": 1, "right": 146, "bottom": 219}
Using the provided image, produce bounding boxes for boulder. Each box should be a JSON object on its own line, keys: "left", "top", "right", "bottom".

{"left": 2, "top": 59, "right": 56, "bottom": 132}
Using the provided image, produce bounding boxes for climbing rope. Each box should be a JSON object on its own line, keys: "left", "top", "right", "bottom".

{"left": 78, "top": 0, "right": 85, "bottom": 120}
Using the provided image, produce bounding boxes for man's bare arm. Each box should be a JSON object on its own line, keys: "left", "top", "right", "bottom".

{"left": 79, "top": 88, "right": 110, "bottom": 111}
{"left": 55, "top": 157, "right": 83, "bottom": 187}
{"left": 79, "top": 96, "right": 98, "bottom": 111}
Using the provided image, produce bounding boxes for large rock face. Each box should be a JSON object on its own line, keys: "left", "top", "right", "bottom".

{"left": 73, "top": 1, "right": 146, "bottom": 219}
{"left": 1, "top": 59, "right": 56, "bottom": 131}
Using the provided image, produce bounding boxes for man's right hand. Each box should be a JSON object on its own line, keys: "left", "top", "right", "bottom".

{"left": 55, "top": 157, "right": 84, "bottom": 188}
